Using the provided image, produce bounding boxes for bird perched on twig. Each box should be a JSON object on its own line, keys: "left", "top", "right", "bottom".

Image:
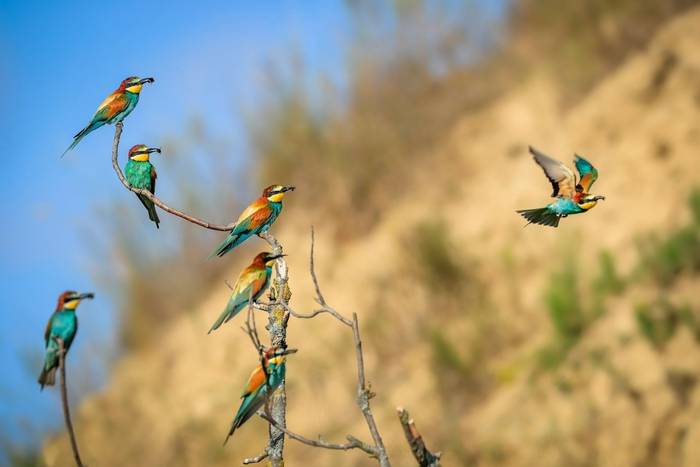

{"left": 38, "top": 291, "right": 94, "bottom": 390}
{"left": 208, "top": 251, "right": 284, "bottom": 333}
{"left": 62, "top": 76, "right": 154, "bottom": 156}
{"left": 210, "top": 185, "right": 295, "bottom": 258}
{"left": 125, "top": 144, "right": 162, "bottom": 228}
{"left": 224, "top": 346, "right": 296, "bottom": 444}
{"left": 517, "top": 146, "right": 606, "bottom": 227}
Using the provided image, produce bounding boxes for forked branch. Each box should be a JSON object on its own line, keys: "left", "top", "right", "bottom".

{"left": 397, "top": 407, "right": 441, "bottom": 467}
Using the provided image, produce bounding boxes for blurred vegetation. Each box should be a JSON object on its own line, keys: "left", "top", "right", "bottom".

{"left": 636, "top": 189, "right": 700, "bottom": 287}
{"left": 98, "top": 0, "right": 700, "bottom": 350}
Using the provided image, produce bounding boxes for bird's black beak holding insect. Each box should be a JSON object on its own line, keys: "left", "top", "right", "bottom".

{"left": 139, "top": 77, "right": 155, "bottom": 85}
{"left": 282, "top": 186, "right": 295, "bottom": 193}
{"left": 77, "top": 292, "right": 95, "bottom": 300}
{"left": 147, "top": 147, "right": 162, "bottom": 154}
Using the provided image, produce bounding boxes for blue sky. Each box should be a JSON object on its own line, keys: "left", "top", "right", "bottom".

{"left": 0, "top": 0, "right": 350, "bottom": 450}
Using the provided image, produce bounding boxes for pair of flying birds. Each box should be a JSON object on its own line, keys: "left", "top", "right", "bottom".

{"left": 50, "top": 76, "right": 606, "bottom": 442}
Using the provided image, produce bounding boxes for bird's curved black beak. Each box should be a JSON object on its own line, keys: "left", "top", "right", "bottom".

{"left": 147, "top": 147, "right": 162, "bottom": 154}
{"left": 282, "top": 186, "right": 295, "bottom": 192}
{"left": 76, "top": 292, "right": 95, "bottom": 300}
{"left": 139, "top": 77, "right": 155, "bottom": 85}
{"left": 595, "top": 195, "right": 606, "bottom": 201}
{"left": 277, "top": 348, "right": 298, "bottom": 356}
{"left": 270, "top": 253, "right": 287, "bottom": 261}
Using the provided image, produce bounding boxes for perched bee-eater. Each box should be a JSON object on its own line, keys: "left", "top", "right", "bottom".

{"left": 38, "top": 291, "right": 95, "bottom": 390}
{"left": 208, "top": 251, "right": 284, "bottom": 333}
{"left": 210, "top": 185, "right": 295, "bottom": 258}
{"left": 63, "top": 76, "right": 154, "bottom": 156}
{"left": 517, "top": 146, "right": 606, "bottom": 227}
{"left": 125, "top": 144, "right": 162, "bottom": 228}
{"left": 224, "top": 347, "right": 296, "bottom": 444}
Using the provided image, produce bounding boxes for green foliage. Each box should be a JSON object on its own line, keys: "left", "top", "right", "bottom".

{"left": 2, "top": 444, "right": 44, "bottom": 467}
{"left": 545, "top": 256, "right": 585, "bottom": 344}
{"left": 430, "top": 328, "right": 468, "bottom": 376}
{"left": 593, "top": 250, "right": 625, "bottom": 296}
{"left": 406, "top": 219, "right": 465, "bottom": 293}
{"left": 634, "top": 300, "right": 700, "bottom": 349}
{"left": 637, "top": 189, "right": 700, "bottom": 287}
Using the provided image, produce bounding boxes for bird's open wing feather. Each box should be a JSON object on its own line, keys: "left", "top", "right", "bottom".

{"left": 529, "top": 146, "right": 575, "bottom": 198}
{"left": 574, "top": 155, "right": 598, "bottom": 192}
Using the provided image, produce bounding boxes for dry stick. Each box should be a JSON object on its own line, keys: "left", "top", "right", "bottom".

{"left": 54, "top": 337, "right": 85, "bottom": 467}
{"left": 259, "top": 230, "right": 291, "bottom": 467}
{"left": 397, "top": 408, "right": 441, "bottom": 467}
{"left": 110, "top": 123, "right": 235, "bottom": 231}
{"left": 268, "top": 228, "right": 392, "bottom": 466}
{"left": 242, "top": 452, "right": 268, "bottom": 465}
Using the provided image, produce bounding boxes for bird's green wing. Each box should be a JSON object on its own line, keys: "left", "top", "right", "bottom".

{"left": 529, "top": 146, "right": 575, "bottom": 198}
{"left": 574, "top": 155, "right": 599, "bottom": 192}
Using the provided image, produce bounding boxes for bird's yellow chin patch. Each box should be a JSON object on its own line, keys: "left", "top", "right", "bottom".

{"left": 268, "top": 193, "right": 285, "bottom": 203}
{"left": 64, "top": 299, "right": 81, "bottom": 310}
{"left": 268, "top": 356, "right": 284, "bottom": 366}
{"left": 579, "top": 201, "right": 598, "bottom": 211}
{"left": 126, "top": 84, "right": 143, "bottom": 94}
{"left": 131, "top": 154, "right": 150, "bottom": 162}
{"left": 265, "top": 259, "right": 277, "bottom": 267}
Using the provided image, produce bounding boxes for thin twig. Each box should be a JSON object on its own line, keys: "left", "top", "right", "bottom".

{"left": 242, "top": 451, "right": 269, "bottom": 465}
{"left": 111, "top": 122, "right": 236, "bottom": 231}
{"left": 54, "top": 337, "right": 85, "bottom": 467}
{"left": 397, "top": 407, "right": 441, "bottom": 467}
{"left": 258, "top": 412, "right": 377, "bottom": 456}
{"left": 273, "top": 229, "right": 392, "bottom": 466}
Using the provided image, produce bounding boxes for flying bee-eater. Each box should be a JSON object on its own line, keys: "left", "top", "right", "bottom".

{"left": 38, "top": 291, "right": 95, "bottom": 390}
{"left": 125, "top": 144, "right": 162, "bottom": 228}
{"left": 62, "top": 76, "right": 154, "bottom": 156}
{"left": 224, "top": 347, "right": 297, "bottom": 444}
{"left": 208, "top": 251, "right": 284, "bottom": 334}
{"left": 517, "top": 146, "right": 606, "bottom": 227}
{"left": 210, "top": 185, "right": 295, "bottom": 258}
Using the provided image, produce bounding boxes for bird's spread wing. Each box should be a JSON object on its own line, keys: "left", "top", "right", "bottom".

{"left": 529, "top": 146, "right": 575, "bottom": 198}
{"left": 574, "top": 155, "right": 598, "bottom": 192}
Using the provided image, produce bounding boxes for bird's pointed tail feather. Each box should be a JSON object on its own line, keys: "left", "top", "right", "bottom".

{"left": 136, "top": 194, "right": 160, "bottom": 229}
{"left": 38, "top": 366, "right": 56, "bottom": 390}
{"left": 516, "top": 207, "right": 561, "bottom": 228}
{"left": 61, "top": 121, "right": 104, "bottom": 157}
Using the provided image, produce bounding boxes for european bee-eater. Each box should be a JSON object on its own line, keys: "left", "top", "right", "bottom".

{"left": 125, "top": 144, "right": 162, "bottom": 228}
{"left": 208, "top": 252, "right": 284, "bottom": 333}
{"left": 63, "top": 76, "right": 154, "bottom": 156}
{"left": 210, "top": 185, "right": 295, "bottom": 258}
{"left": 38, "top": 291, "right": 94, "bottom": 390}
{"left": 517, "top": 146, "right": 606, "bottom": 227}
{"left": 224, "top": 347, "right": 296, "bottom": 444}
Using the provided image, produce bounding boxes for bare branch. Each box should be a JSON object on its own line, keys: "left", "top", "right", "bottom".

{"left": 53, "top": 336, "right": 85, "bottom": 467}
{"left": 309, "top": 226, "right": 327, "bottom": 306}
{"left": 111, "top": 122, "right": 236, "bottom": 231}
{"left": 242, "top": 451, "right": 268, "bottom": 465}
{"left": 258, "top": 412, "right": 378, "bottom": 456}
{"left": 397, "top": 407, "right": 442, "bottom": 467}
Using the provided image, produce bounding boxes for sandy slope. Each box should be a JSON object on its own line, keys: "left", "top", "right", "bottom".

{"left": 44, "top": 7, "right": 700, "bottom": 466}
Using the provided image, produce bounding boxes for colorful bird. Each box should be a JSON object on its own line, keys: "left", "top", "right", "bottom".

{"left": 210, "top": 185, "right": 295, "bottom": 258}
{"left": 517, "top": 146, "right": 606, "bottom": 227}
{"left": 208, "top": 251, "right": 284, "bottom": 334}
{"left": 125, "top": 144, "right": 162, "bottom": 228}
{"left": 63, "top": 76, "right": 154, "bottom": 156}
{"left": 224, "top": 347, "right": 296, "bottom": 444}
{"left": 38, "top": 291, "right": 95, "bottom": 390}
